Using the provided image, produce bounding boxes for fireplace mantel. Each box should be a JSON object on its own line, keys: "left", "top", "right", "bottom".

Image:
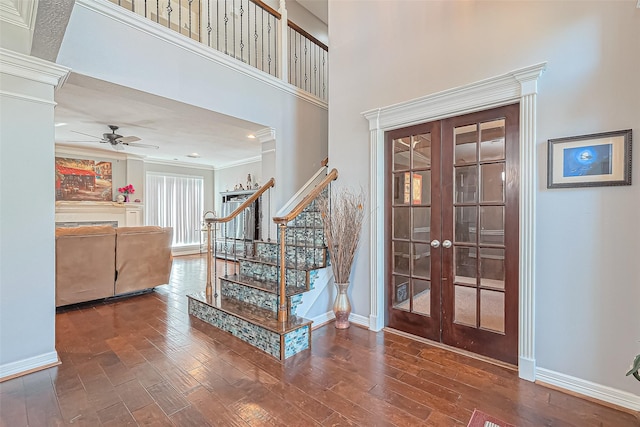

{"left": 55, "top": 201, "right": 143, "bottom": 227}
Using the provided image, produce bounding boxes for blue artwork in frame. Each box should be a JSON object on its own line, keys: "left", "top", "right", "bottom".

{"left": 547, "top": 129, "right": 632, "bottom": 188}
{"left": 562, "top": 144, "right": 612, "bottom": 177}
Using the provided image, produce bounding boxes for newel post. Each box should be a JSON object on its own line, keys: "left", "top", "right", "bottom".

{"left": 278, "top": 0, "right": 288, "bottom": 81}
{"left": 278, "top": 223, "right": 288, "bottom": 323}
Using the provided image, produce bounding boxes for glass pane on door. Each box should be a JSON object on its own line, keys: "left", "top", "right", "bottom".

{"left": 413, "top": 279, "right": 431, "bottom": 316}
{"left": 413, "top": 133, "right": 432, "bottom": 169}
{"left": 393, "top": 138, "right": 411, "bottom": 170}
{"left": 480, "top": 119, "right": 505, "bottom": 161}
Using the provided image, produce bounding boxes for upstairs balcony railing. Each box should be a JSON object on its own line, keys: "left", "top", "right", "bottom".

{"left": 111, "top": 0, "right": 328, "bottom": 101}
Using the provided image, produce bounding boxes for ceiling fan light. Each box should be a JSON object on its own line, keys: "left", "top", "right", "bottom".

{"left": 187, "top": 153, "right": 201, "bottom": 158}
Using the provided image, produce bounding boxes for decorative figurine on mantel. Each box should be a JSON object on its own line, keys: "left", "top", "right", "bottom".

{"left": 247, "top": 173, "right": 252, "bottom": 189}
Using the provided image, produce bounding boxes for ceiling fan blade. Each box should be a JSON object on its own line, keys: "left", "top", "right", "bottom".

{"left": 116, "top": 136, "right": 141, "bottom": 144}
{"left": 70, "top": 130, "right": 102, "bottom": 139}
{"left": 57, "top": 140, "right": 100, "bottom": 143}
{"left": 123, "top": 142, "right": 159, "bottom": 149}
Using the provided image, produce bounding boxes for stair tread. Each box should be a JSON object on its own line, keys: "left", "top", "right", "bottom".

{"left": 220, "top": 273, "right": 307, "bottom": 296}
{"left": 239, "top": 255, "right": 326, "bottom": 271}
{"left": 188, "top": 292, "right": 311, "bottom": 334}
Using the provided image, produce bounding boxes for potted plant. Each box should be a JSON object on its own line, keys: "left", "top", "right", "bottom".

{"left": 627, "top": 353, "right": 640, "bottom": 382}
{"left": 319, "top": 188, "right": 365, "bottom": 329}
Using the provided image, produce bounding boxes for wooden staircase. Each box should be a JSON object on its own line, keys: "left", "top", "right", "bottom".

{"left": 188, "top": 170, "right": 336, "bottom": 360}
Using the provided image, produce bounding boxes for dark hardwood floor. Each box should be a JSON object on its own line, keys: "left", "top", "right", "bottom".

{"left": 1, "top": 254, "right": 638, "bottom": 426}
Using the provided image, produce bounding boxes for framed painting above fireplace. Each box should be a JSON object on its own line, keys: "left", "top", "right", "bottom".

{"left": 55, "top": 157, "right": 113, "bottom": 201}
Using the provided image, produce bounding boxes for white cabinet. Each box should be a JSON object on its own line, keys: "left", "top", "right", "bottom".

{"left": 125, "top": 205, "right": 143, "bottom": 226}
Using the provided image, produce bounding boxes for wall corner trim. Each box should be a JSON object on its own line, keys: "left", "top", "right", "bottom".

{"left": 362, "top": 62, "right": 547, "bottom": 382}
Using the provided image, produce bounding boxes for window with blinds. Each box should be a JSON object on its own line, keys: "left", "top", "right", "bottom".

{"left": 146, "top": 173, "right": 204, "bottom": 247}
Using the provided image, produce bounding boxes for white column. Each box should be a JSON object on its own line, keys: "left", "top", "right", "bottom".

{"left": 277, "top": 0, "right": 288, "bottom": 82}
{"left": 0, "top": 48, "right": 70, "bottom": 379}
{"left": 369, "top": 122, "right": 385, "bottom": 331}
{"left": 514, "top": 69, "right": 544, "bottom": 381}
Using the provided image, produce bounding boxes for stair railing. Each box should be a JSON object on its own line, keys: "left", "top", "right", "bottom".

{"left": 203, "top": 178, "right": 275, "bottom": 298}
{"left": 272, "top": 168, "right": 337, "bottom": 323}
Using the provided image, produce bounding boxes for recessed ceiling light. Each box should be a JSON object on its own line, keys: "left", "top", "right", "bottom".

{"left": 54, "top": 122, "right": 67, "bottom": 127}
{"left": 247, "top": 134, "right": 256, "bottom": 139}
{"left": 187, "top": 153, "right": 200, "bottom": 158}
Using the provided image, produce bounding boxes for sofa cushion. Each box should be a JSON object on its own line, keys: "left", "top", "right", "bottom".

{"left": 115, "top": 226, "right": 173, "bottom": 294}
{"left": 55, "top": 226, "right": 116, "bottom": 307}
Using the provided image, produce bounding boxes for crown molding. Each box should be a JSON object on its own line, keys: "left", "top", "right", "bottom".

{"left": 55, "top": 143, "right": 146, "bottom": 161}
{"left": 0, "top": 0, "right": 37, "bottom": 30}
{"left": 144, "top": 158, "right": 215, "bottom": 171}
{"left": 255, "top": 127, "right": 276, "bottom": 143}
{"left": 213, "top": 155, "right": 262, "bottom": 170}
{"left": 0, "top": 47, "right": 70, "bottom": 88}
{"left": 75, "top": 0, "right": 328, "bottom": 110}
{"left": 362, "top": 62, "right": 547, "bottom": 131}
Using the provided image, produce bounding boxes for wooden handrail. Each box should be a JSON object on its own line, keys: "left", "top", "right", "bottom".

{"left": 206, "top": 178, "right": 275, "bottom": 224}
{"left": 320, "top": 157, "right": 329, "bottom": 167}
{"left": 288, "top": 20, "right": 328, "bottom": 52}
{"left": 273, "top": 168, "right": 337, "bottom": 224}
{"left": 250, "top": 0, "right": 282, "bottom": 20}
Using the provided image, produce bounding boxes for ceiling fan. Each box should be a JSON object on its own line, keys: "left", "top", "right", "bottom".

{"left": 69, "top": 125, "right": 159, "bottom": 151}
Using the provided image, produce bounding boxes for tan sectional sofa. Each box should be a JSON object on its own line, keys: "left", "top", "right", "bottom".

{"left": 55, "top": 225, "right": 173, "bottom": 307}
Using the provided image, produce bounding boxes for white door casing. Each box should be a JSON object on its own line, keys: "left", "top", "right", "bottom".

{"left": 362, "top": 62, "right": 546, "bottom": 381}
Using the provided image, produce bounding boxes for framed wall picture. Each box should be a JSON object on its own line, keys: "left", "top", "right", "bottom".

{"left": 55, "top": 157, "right": 113, "bottom": 201}
{"left": 547, "top": 129, "right": 632, "bottom": 188}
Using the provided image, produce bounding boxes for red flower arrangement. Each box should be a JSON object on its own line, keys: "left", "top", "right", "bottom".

{"left": 118, "top": 184, "right": 135, "bottom": 202}
{"left": 118, "top": 184, "right": 135, "bottom": 195}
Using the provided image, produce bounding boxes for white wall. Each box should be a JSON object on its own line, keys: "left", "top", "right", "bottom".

{"left": 56, "top": 0, "right": 328, "bottom": 211}
{"left": 0, "top": 50, "right": 69, "bottom": 377}
{"left": 328, "top": 0, "right": 640, "bottom": 398}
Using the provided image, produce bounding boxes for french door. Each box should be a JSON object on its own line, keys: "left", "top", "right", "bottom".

{"left": 386, "top": 104, "right": 519, "bottom": 365}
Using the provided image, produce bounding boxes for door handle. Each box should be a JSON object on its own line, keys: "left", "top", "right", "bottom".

{"left": 442, "top": 240, "right": 452, "bottom": 249}
{"left": 430, "top": 240, "right": 440, "bottom": 248}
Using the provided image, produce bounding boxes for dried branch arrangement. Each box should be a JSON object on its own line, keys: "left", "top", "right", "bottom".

{"left": 318, "top": 188, "right": 365, "bottom": 284}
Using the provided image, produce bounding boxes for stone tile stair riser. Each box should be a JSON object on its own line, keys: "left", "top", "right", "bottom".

{"left": 189, "top": 298, "right": 280, "bottom": 358}
{"left": 220, "top": 279, "right": 278, "bottom": 312}
{"left": 285, "top": 211, "right": 323, "bottom": 228}
{"left": 255, "top": 242, "right": 327, "bottom": 268}
{"left": 283, "top": 228, "right": 325, "bottom": 247}
{"left": 239, "top": 260, "right": 309, "bottom": 288}
{"left": 219, "top": 279, "right": 304, "bottom": 315}
{"left": 284, "top": 325, "right": 310, "bottom": 358}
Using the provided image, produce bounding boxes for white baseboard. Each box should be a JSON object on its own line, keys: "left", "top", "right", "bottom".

{"left": 0, "top": 351, "right": 59, "bottom": 380}
{"left": 536, "top": 367, "right": 640, "bottom": 411}
{"left": 310, "top": 311, "right": 334, "bottom": 329}
{"left": 310, "top": 311, "right": 370, "bottom": 329}
{"left": 350, "top": 313, "right": 370, "bottom": 328}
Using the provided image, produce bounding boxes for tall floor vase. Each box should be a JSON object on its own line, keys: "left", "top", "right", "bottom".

{"left": 333, "top": 282, "right": 351, "bottom": 329}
